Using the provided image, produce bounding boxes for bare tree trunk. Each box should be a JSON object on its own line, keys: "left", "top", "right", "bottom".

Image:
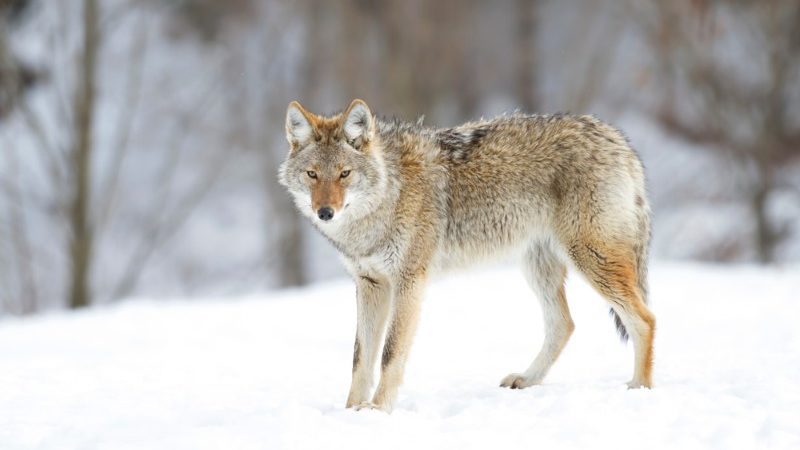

{"left": 270, "top": 195, "right": 306, "bottom": 287}
{"left": 451, "top": 0, "right": 479, "bottom": 119}
{"left": 0, "top": 13, "right": 28, "bottom": 118}
{"left": 67, "top": 0, "right": 98, "bottom": 309}
{"left": 261, "top": 0, "right": 316, "bottom": 289}
{"left": 752, "top": 186, "right": 773, "bottom": 263}
{"left": 0, "top": 18, "right": 14, "bottom": 117}
{"left": 752, "top": 164, "right": 778, "bottom": 264}
{"left": 263, "top": 122, "right": 306, "bottom": 288}
{"left": 637, "top": 1, "right": 800, "bottom": 262}
{"left": 4, "top": 146, "right": 38, "bottom": 314}
{"left": 515, "top": 0, "right": 538, "bottom": 112}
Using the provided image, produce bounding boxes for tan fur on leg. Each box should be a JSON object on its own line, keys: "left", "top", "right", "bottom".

{"left": 346, "top": 275, "right": 391, "bottom": 408}
{"left": 569, "top": 240, "right": 655, "bottom": 388}
{"left": 370, "top": 274, "right": 426, "bottom": 412}
{"left": 501, "top": 241, "right": 574, "bottom": 389}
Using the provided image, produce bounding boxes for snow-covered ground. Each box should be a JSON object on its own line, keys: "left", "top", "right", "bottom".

{"left": 1, "top": 263, "right": 798, "bottom": 450}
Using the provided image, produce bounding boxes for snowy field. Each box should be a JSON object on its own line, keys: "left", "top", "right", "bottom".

{"left": 1, "top": 263, "right": 799, "bottom": 450}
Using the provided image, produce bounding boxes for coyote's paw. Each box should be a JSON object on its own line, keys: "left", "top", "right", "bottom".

{"left": 626, "top": 380, "right": 652, "bottom": 389}
{"left": 345, "top": 393, "right": 368, "bottom": 409}
{"left": 353, "top": 401, "right": 389, "bottom": 412}
{"left": 500, "top": 373, "right": 539, "bottom": 389}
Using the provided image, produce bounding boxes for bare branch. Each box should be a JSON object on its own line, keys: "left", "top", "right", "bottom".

{"left": 653, "top": 106, "right": 749, "bottom": 158}
{"left": 1, "top": 142, "right": 38, "bottom": 314}
{"left": 108, "top": 147, "right": 231, "bottom": 300}
{"left": 17, "top": 102, "right": 68, "bottom": 184}
{"left": 106, "top": 70, "right": 232, "bottom": 300}
{"left": 96, "top": 22, "right": 148, "bottom": 227}
{"left": 636, "top": 0, "right": 800, "bottom": 262}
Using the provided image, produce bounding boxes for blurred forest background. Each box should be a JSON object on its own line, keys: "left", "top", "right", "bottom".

{"left": 1, "top": 0, "right": 798, "bottom": 315}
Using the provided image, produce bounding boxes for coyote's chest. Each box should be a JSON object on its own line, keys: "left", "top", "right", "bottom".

{"left": 320, "top": 216, "right": 409, "bottom": 277}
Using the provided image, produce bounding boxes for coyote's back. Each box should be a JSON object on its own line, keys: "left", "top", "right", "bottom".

{"left": 433, "top": 114, "right": 649, "bottom": 274}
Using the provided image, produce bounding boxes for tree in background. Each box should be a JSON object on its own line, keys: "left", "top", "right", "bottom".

{"left": 637, "top": 0, "right": 800, "bottom": 262}
{"left": 514, "top": 0, "right": 539, "bottom": 112}
{"left": 0, "top": 0, "right": 241, "bottom": 312}
{"left": 67, "top": 0, "right": 98, "bottom": 308}
{"left": 0, "top": 0, "right": 37, "bottom": 119}
{"left": 3, "top": 0, "right": 799, "bottom": 316}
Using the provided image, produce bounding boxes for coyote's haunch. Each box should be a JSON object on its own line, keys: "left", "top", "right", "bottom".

{"left": 279, "top": 99, "right": 655, "bottom": 412}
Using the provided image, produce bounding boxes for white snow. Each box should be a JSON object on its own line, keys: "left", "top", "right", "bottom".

{"left": 1, "top": 263, "right": 799, "bottom": 450}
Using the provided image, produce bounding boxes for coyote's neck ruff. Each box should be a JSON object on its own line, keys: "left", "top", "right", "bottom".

{"left": 279, "top": 99, "right": 655, "bottom": 413}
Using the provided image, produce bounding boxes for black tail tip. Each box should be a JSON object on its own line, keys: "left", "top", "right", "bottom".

{"left": 609, "top": 308, "right": 629, "bottom": 342}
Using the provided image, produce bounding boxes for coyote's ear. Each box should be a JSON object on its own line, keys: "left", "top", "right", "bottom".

{"left": 286, "top": 101, "right": 314, "bottom": 148}
{"left": 343, "top": 99, "right": 374, "bottom": 150}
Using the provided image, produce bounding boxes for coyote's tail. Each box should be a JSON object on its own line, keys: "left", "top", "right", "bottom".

{"left": 610, "top": 309, "right": 629, "bottom": 342}
{"left": 610, "top": 209, "right": 651, "bottom": 342}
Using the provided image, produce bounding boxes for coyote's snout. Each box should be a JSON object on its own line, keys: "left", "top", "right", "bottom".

{"left": 316, "top": 206, "right": 334, "bottom": 221}
{"left": 279, "top": 99, "right": 656, "bottom": 412}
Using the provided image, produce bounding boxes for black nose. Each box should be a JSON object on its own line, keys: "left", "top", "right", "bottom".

{"left": 317, "top": 207, "right": 334, "bottom": 221}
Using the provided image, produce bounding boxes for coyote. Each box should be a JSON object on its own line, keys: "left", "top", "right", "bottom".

{"left": 279, "top": 99, "right": 655, "bottom": 412}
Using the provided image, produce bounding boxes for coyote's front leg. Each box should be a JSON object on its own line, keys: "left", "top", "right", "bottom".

{"left": 346, "top": 275, "right": 391, "bottom": 408}
{"left": 368, "top": 273, "right": 426, "bottom": 412}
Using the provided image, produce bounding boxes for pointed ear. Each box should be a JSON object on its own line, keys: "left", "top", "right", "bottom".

{"left": 342, "top": 99, "right": 374, "bottom": 149}
{"left": 286, "top": 101, "right": 314, "bottom": 147}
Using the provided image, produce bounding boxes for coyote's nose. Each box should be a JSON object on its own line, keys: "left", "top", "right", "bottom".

{"left": 317, "top": 207, "right": 334, "bottom": 221}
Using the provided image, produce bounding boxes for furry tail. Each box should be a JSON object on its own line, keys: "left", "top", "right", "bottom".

{"left": 610, "top": 209, "right": 651, "bottom": 342}
{"left": 610, "top": 309, "right": 629, "bottom": 342}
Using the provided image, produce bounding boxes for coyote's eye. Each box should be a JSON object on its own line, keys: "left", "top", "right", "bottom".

{"left": 306, "top": 170, "right": 317, "bottom": 179}
{"left": 340, "top": 170, "right": 351, "bottom": 179}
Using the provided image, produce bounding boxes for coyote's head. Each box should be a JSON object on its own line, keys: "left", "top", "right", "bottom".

{"left": 278, "top": 99, "right": 387, "bottom": 225}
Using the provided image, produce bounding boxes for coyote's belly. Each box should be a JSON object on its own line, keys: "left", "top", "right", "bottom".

{"left": 435, "top": 191, "right": 553, "bottom": 271}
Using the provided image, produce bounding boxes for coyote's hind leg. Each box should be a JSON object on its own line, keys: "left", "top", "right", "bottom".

{"left": 569, "top": 239, "right": 655, "bottom": 388}
{"left": 501, "top": 241, "right": 574, "bottom": 389}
